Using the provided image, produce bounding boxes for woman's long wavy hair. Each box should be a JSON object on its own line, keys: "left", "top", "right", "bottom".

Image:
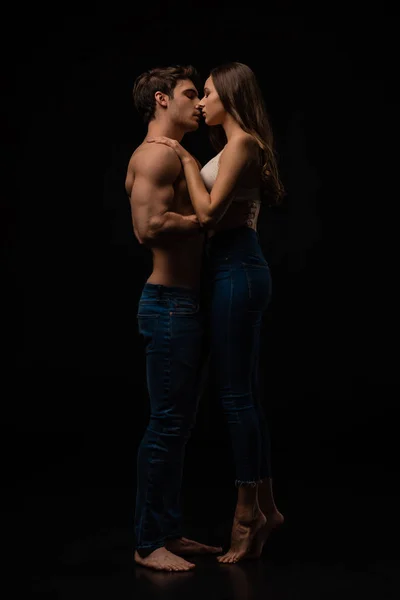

{"left": 208, "top": 62, "right": 285, "bottom": 205}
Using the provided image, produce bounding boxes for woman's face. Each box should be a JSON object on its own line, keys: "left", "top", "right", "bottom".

{"left": 200, "top": 76, "right": 226, "bottom": 126}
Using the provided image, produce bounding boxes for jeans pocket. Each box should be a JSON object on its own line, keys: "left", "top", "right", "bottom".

{"left": 170, "top": 299, "right": 200, "bottom": 316}
{"left": 137, "top": 314, "right": 159, "bottom": 351}
{"left": 240, "top": 256, "right": 269, "bottom": 269}
{"left": 137, "top": 299, "right": 163, "bottom": 318}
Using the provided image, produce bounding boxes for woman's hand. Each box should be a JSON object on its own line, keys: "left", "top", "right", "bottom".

{"left": 147, "top": 136, "right": 193, "bottom": 164}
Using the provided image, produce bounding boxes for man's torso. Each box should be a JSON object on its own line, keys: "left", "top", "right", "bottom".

{"left": 126, "top": 143, "right": 204, "bottom": 291}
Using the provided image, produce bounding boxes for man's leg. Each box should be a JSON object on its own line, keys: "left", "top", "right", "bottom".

{"left": 134, "top": 286, "right": 220, "bottom": 571}
{"left": 134, "top": 288, "right": 197, "bottom": 571}
{"left": 159, "top": 293, "right": 221, "bottom": 556}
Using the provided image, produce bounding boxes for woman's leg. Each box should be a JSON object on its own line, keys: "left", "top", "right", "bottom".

{"left": 210, "top": 263, "right": 282, "bottom": 561}
{"left": 250, "top": 289, "right": 284, "bottom": 556}
{"left": 208, "top": 265, "right": 264, "bottom": 561}
{"left": 251, "top": 326, "right": 283, "bottom": 517}
{"left": 210, "top": 274, "right": 264, "bottom": 486}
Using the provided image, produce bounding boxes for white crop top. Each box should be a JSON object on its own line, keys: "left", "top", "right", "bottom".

{"left": 199, "top": 148, "right": 260, "bottom": 203}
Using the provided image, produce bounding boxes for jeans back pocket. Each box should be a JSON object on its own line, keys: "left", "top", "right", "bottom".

{"left": 170, "top": 298, "right": 199, "bottom": 316}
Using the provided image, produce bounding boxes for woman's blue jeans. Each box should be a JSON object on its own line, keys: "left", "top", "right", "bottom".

{"left": 135, "top": 284, "right": 203, "bottom": 552}
{"left": 204, "top": 226, "right": 272, "bottom": 487}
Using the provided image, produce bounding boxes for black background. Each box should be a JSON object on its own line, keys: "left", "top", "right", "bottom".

{"left": 1, "top": 9, "right": 399, "bottom": 591}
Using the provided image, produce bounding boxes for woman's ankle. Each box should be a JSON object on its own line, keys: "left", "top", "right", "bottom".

{"left": 235, "top": 503, "right": 262, "bottom": 523}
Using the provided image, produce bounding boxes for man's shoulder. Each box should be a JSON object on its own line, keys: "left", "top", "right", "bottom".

{"left": 131, "top": 142, "right": 181, "bottom": 173}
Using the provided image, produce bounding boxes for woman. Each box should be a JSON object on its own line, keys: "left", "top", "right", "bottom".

{"left": 148, "top": 61, "right": 285, "bottom": 563}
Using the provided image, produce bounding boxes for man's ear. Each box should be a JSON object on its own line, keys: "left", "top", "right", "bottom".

{"left": 154, "top": 91, "right": 168, "bottom": 107}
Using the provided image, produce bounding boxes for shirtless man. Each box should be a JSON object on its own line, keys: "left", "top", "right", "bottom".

{"left": 125, "top": 65, "right": 222, "bottom": 572}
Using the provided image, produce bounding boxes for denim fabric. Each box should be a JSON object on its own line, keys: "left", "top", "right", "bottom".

{"left": 205, "top": 226, "right": 272, "bottom": 486}
{"left": 135, "top": 284, "right": 203, "bottom": 551}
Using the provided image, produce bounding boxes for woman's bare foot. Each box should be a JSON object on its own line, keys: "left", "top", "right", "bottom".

{"left": 166, "top": 537, "right": 222, "bottom": 556}
{"left": 134, "top": 547, "right": 195, "bottom": 571}
{"left": 247, "top": 510, "right": 285, "bottom": 559}
{"left": 217, "top": 510, "right": 267, "bottom": 564}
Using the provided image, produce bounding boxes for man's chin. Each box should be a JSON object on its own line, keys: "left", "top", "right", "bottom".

{"left": 186, "top": 121, "right": 200, "bottom": 132}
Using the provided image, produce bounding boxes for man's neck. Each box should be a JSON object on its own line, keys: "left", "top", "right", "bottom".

{"left": 146, "top": 120, "right": 186, "bottom": 143}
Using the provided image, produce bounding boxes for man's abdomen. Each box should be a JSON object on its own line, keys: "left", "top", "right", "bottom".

{"left": 148, "top": 239, "right": 204, "bottom": 291}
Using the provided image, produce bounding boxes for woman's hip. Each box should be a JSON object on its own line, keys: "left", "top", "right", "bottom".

{"left": 206, "top": 262, "right": 271, "bottom": 316}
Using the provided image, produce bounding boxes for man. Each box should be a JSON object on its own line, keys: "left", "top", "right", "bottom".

{"left": 125, "top": 65, "right": 221, "bottom": 572}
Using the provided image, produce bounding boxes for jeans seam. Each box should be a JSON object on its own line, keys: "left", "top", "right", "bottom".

{"left": 159, "top": 312, "right": 171, "bottom": 414}
{"left": 243, "top": 265, "right": 252, "bottom": 300}
{"left": 235, "top": 478, "right": 264, "bottom": 487}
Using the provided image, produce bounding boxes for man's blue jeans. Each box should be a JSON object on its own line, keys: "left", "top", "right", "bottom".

{"left": 135, "top": 284, "right": 203, "bottom": 552}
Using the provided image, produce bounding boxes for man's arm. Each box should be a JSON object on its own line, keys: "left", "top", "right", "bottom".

{"left": 128, "top": 145, "right": 201, "bottom": 245}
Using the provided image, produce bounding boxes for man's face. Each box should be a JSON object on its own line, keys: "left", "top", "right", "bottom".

{"left": 167, "top": 79, "right": 202, "bottom": 132}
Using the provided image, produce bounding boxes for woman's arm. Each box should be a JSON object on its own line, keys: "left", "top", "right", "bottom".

{"left": 147, "top": 135, "right": 257, "bottom": 227}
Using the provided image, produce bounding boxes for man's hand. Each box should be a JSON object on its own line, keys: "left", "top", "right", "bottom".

{"left": 183, "top": 214, "right": 200, "bottom": 225}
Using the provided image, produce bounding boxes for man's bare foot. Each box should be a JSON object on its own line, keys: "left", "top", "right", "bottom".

{"left": 247, "top": 510, "right": 285, "bottom": 559}
{"left": 217, "top": 510, "right": 267, "bottom": 564}
{"left": 165, "top": 537, "right": 222, "bottom": 556}
{"left": 134, "top": 547, "right": 195, "bottom": 571}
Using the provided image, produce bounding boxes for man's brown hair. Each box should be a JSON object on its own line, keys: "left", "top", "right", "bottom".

{"left": 132, "top": 65, "right": 202, "bottom": 124}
